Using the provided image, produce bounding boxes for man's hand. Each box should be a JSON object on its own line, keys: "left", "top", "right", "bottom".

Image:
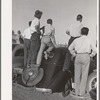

{"left": 71, "top": 55, "right": 75, "bottom": 61}
{"left": 66, "top": 30, "right": 70, "bottom": 36}
{"left": 90, "top": 57, "right": 93, "bottom": 61}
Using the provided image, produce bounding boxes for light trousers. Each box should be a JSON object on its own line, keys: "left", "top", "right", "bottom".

{"left": 36, "top": 35, "right": 54, "bottom": 65}
{"left": 75, "top": 54, "right": 90, "bottom": 95}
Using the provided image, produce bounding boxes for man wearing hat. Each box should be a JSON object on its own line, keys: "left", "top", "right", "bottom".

{"left": 27, "top": 10, "right": 43, "bottom": 68}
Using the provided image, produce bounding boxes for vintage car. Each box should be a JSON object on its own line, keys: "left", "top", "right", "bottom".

{"left": 12, "top": 44, "right": 97, "bottom": 97}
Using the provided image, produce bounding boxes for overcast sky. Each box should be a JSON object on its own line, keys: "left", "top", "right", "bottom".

{"left": 12, "top": 0, "right": 97, "bottom": 45}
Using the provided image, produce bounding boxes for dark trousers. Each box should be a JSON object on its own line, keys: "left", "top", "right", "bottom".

{"left": 24, "top": 38, "right": 30, "bottom": 67}
{"left": 27, "top": 32, "right": 40, "bottom": 65}
{"left": 63, "top": 36, "right": 79, "bottom": 71}
{"left": 68, "top": 36, "right": 79, "bottom": 47}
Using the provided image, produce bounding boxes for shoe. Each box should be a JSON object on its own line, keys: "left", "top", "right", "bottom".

{"left": 44, "top": 51, "right": 48, "bottom": 59}
{"left": 70, "top": 89, "right": 76, "bottom": 96}
{"left": 77, "top": 95, "right": 84, "bottom": 98}
{"left": 27, "top": 65, "right": 31, "bottom": 68}
{"left": 48, "top": 52, "right": 54, "bottom": 58}
{"left": 62, "top": 89, "right": 70, "bottom": 97}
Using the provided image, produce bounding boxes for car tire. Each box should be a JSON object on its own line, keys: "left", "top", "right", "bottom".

{"left": 12, "top": 44, "right": 24, "bottom": 58}
{"left": 86, "top": 71, "right": 97, "bottom": 93}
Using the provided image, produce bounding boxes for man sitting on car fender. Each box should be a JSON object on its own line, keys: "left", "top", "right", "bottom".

{"left": 36, "top": 19, "right": 57, "bottom": 66}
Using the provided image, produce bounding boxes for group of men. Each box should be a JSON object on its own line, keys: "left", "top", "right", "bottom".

{"left": 22, "top": 10, "right": 57, "bottom": 68}
{"left": 22, "top": 10, "right": 97, "bottom": 98}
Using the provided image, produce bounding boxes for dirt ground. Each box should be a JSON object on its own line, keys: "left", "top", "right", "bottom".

{"left": 12, "top": 83, "right": 93, "bottom": 100}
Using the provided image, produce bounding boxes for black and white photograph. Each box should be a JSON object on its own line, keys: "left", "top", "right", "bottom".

{"left": 1, "top": 0, "right": 98, "bottom": 100}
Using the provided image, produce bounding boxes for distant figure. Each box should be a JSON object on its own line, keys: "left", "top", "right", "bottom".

{"left": 22, "top": 21, "right": 32, "bottom": 67}
{"left": 17, "top": 30, "right": 24, "bottom": 44}
{"left": 69, "top": 27, "right": 97, "bottom": 97}
{"left": 27, "top": 10, "right": 43, "bottom": 67}
{"left": 12, "top": 30, "right": 15, "bottom": 35}
{"left": 36, "top": 19, "right": 57, "bottom": 66}
{"left": 66, "top": 14, "right": 83, "bottom": 47}
{"left": 12, "top": 30, "right": 16, "bottom": 44}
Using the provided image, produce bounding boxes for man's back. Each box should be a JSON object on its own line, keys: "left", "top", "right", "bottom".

{"left": 44, "top": 24, "right": 55, "bottom": 36}
{"left": 73, "top": 35, "right": 91, "bottom": 53}
{"left": 23, "top": 27, "right": 31, "bottom": 39}
{"left": 69, "top": 21, "right": 83, "bottom": 37}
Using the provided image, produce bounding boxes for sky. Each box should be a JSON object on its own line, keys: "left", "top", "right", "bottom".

{"left": 12, "top": 0, "right": 97, "bottom": 45}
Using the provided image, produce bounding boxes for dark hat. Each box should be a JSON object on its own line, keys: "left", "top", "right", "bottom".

{"left": 34, "top": 10, "right": 43, "bottom": 18}
{"left": 22, "top": 67, "right": 44, "bottom": 86}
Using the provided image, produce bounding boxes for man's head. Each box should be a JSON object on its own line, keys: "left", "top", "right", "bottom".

{"left": 76, "top": 14, "right": 83, "bottom": 22}
{"left": 81, "top": 27, "right": 89, "bottom": 36}
{"left": 47, "top": 19, "right": 53, "bottom": 25}
{"left": 34, "top": 10, "right": 43, "bottom": 19}
{"left": 17, "top": 30, "right": 21, "bottom": 35}
{"left": 29, "top": 21, "right": 32, "bottom": 27}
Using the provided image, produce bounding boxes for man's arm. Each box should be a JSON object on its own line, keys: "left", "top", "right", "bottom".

{"left": 66, "top": 30, "right": 70, "bottom": 36}
{"left": 68, "top": 41, "right": 76, "bottom": 57}
{"left": 90, "top": 42, "right": 97, "bottom": 57}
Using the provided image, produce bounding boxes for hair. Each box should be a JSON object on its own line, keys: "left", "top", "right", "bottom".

{"left": 47, "top": 19, "right": 52, "bottom": 25}
{"left": 17, "top": 30, "right": 21, "bottom": 34}
{"left": 81, "top": 27, "right": 89, "bottom": 35}
{"left": 34, "top": 10, "right": 43, "bottom": 19}
{"left": 29, "top": 21, "right": 32, "bottom": 26}
{"left": 77, "top": 14, "right": 83, "bottom": 20}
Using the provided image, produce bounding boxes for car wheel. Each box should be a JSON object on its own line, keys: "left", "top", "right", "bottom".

{"left": 86, "top": 71, "right": 97, "bottom": 93}
{"left": 12, "top": 44, "right": 24, "bottom": 58}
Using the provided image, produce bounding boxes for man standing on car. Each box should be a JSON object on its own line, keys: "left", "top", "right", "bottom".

{"left": 63, "top": 14, "right": 83, "bottom": 71}
{"left": 69, "top": 27, "right": 96, "bottom": 97}
{"left": 66, "top": 14, "right": 83, "bottom": 47}
{"left": 22, "top": 21, "right": 32, "bottom": 67}
{"left": 27, "top": 10, "right": 43, "bottom": 68}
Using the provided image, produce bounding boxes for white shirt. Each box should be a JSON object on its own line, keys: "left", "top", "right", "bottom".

{"left": 22, "top": 27, "right": 31, "bottom": 39}
{"left": 67, "top": 21, "right": 83, "bottom": 37}
{"left": 68, "top": 35, "right": 97, "bottom": 57}
{"left": 30, "top": 17, "right": 40, "bottom": 34}
{"left": 44, "top": 24, "right": 55, "bottom": 36}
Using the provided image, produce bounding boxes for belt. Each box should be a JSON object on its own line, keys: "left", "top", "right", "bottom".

{"left": 76, "top": 52, "right": 90, "bottom": 54}
{"left": 43, "top": 35, "right": 50, "bottom": 36}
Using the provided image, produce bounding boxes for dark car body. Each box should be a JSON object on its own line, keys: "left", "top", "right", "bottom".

{"left": 12, "top": 44, "right": 97, "bottom": 96}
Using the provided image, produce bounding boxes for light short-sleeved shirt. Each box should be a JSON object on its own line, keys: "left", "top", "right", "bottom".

{"left": 43, "top": 24, "right": 55, "bottom": 36}
{"left": 30, "top": 17, "right": 40, "bottom": 34}
{"left": 68, "top": 35, "right": 97, "bottom": 57}
{"left": 22, "top": 27, "right": 31, "bottom": 39}
{"left": 68, "top": 21, "right": 83, "bottom": 37}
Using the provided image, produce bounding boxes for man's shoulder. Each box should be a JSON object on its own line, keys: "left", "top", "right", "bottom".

{"left": 23, "top": 27, "right": 30, "bottom": 33}
{"left": 32, "top": 17, "right": 39, "bottom": 23}
{"left": 75, "top": 36, "right": 90, "bottom": 42}
{"left": 51, "top": 25, "right": 55, "bottom": 30}
{"left": 24, "top": 27, "right": 30, "bottom": 31}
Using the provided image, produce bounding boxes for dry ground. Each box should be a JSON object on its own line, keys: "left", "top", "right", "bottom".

{"left": 12, "top": 83, "right": 93, "bottom": 100}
